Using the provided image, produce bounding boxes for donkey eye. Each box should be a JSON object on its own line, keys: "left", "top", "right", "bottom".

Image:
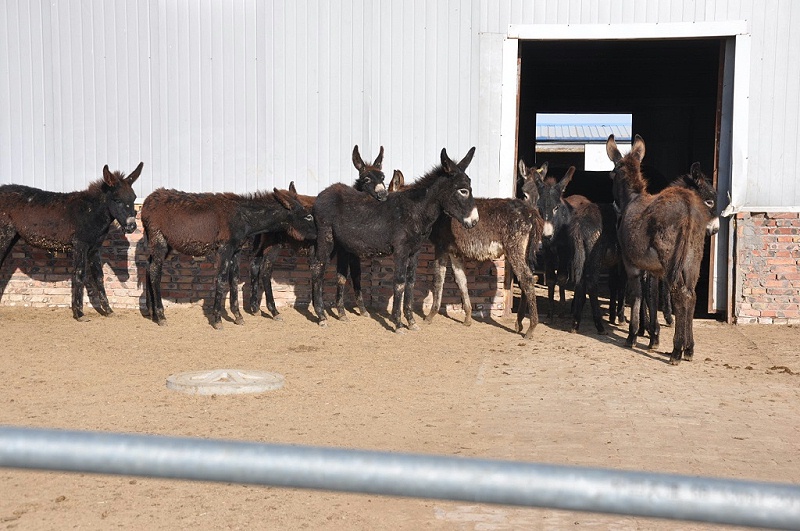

{"left": 704, "top": 200, "right": 715, "bottom": 208}
{"left": 457, "top": 188, "right": 470, "bottom": 197}
{"left": 523, "top": 193, "right": 530, "bottom": 201}
{"left": 553, "top": 205, "right": 559, "bottom": 212}
{"left": 305, "top": 214, "right": 314, "bottom": 221}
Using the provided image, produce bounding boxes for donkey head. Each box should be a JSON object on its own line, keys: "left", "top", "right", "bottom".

{"left": 352, "top": 145, "right": 388, "bottom": 201}
{"left": 103, "top": 162, "right": 143, "bottom": 233}
{"left": 517, "top": 160, "right": 545, "bottom": 206}
{"left": 440, "top": 147, "right": 479, "bottom": 229}
{"left": 534, "top": 165, "right": 576, "bottom": 239}
{"left": 683, "top": 162, "right": 720, "bottom": 235}
{"left": 606, "top": 134, "right": 646, "bottom": 216}
{"left": 274, "top": 187, "right": 317, "bottom": 242}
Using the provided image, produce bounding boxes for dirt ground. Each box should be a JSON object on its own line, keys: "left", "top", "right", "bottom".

{"left": 1, "top": 298, "right": 799, "bottom": 530}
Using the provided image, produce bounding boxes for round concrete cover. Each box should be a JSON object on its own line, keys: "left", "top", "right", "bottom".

{"left": 166, "top": 369, "right": 284, "bottom": 395}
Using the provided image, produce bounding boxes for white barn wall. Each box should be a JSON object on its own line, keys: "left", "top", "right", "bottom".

{"left": 1, "top": 0, "right": 799, "bottom": 208}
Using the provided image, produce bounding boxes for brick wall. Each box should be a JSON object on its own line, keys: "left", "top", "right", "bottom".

{"left": 735, "top": 212, "right": 800, "bottom": 324}
{"left": 0, "top": 212, "right": 509, "bottom": 319}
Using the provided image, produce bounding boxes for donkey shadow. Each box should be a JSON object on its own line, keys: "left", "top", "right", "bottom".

{"left": 0, "top": 225, "right": 133, "bottom": 316}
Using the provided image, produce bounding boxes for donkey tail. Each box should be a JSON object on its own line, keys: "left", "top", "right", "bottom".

{"left": 526, "top": 213, "right": 544, "bottom": 271}
{"left": 666, "top": 211, "right": 694, "bottom": 288}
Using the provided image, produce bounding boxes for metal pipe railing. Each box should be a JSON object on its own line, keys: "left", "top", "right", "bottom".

{"left": 2, "top": 426, "right": 799, "bottom": 529}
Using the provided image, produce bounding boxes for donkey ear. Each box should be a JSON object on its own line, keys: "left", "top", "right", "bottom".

{"left": 288, "top": 181, "right": 298, "bottom": 194}
{"left": 457, "top": 147, "right": 476, "bottom": 171}
{"left": 517, "top": 160, "right": 528, "bottom": 181}
{"left": 273, "top": 188, "right": 297, "bottom": 210}
{"left": 535, "top": 161, "right": 549, "bottom": 183}
{"left": 441, "top": 148, "right": 457, "bottom": 174}
{"left": 352, "top": 145, "right": 365, "bottom": 171}
{"left": 630, "top": 134, "right": 646, "bottom": 162}
{"left": 558, "top": 166, "right": 576, "bottom": 192}
{"left": 126, "top": 162, "right": 144, "bottom": 185}
{"left": 373, "top": 146, "right": 385, "bottom": 170}
{"left": 690, "top": 162, "right": 704, "bottom": 182}
{"left": 606, "top": 135, "right": 623, "bottom": 163}
{"left": 389, "top": 169, "right": 404, "bottom": 192}
{"left": 102, "top": 165, "right": 119, "bottom": 187}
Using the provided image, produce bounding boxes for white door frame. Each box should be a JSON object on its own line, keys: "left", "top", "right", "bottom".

{"left": 499, "top": 22, "right": 750, "bottom": 315}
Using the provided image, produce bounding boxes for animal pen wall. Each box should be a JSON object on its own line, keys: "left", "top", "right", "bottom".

{"left": 1, "top": 1, "right": 799, "bottom": 324}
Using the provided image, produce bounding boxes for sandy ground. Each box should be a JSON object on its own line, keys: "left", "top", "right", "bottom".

{"left": 1, "top": 299, "right": 799, "bottom": 530}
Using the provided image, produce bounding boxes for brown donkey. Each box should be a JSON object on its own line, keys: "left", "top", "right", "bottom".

{"left": 0, "top": 163, "right": 142, "bottom": 321}
{"left": 142, "top": 187, "right": 316, "bottom": 329}
{"left": 607, "top": 134, "right": 718, "bottom": 365}
{"left": 424, "top": 161, "right": 544, "bottom": 339}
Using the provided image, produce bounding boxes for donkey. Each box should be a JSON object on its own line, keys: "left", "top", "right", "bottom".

{"left": 607, "top": 134, "right": 719, "bottom": 364}
{"left": 568, "top": 200, "right": 627, "bottom": 335}
{"left": 635, "top": 162, "right": 720, "bottom": 343}
{"left": 141, "top": 187, "right": 316, "bottom": 329}
{"left": 533, "top": 163, "right": 588, "bottom": 318}
{"left": 422, "top": 160, "right": 544, "bottom": 338}
{"left": 247, "top": 146, "right": 390, "bottom": 320}
{"left": 311, "top": 148, "right": 479, "bottom": 332}
{"left": 0, "top": 162, "right": 143, "bottom": 321}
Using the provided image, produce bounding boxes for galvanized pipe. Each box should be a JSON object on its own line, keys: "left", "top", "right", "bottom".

{"left": 1, "top": 426, "right": 799, "bottom": 529}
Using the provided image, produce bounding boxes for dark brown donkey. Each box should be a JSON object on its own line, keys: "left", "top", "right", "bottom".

{"left": 0, "top": 163, "right": 143, "bottom": 321}
{"left": 142, "top": 187, "right": 317, "bottom": 329}
{"left": 607, "top": 134, "right": 719, "bottom": 365}
{"left": 424, "top": 161, "right": 544, "bottom": 339}
{"left": 246, "top": 146, "right": 392, "bottom": 320}
{"left": 311, "top": 148, "right": 479, "bottom": 332}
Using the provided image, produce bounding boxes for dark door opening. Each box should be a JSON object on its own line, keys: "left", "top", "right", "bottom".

{"left": 517, "top": 38, "right": 723, "bottom": 318}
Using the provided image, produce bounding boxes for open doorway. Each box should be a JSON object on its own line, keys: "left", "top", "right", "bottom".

{"left": 517, "top": 38, "right": 724, "bottom": 318}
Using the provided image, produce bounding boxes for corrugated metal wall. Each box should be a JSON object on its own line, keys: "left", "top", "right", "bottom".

{"left": 0, "top": 0, "right": 798, "bottom": 208}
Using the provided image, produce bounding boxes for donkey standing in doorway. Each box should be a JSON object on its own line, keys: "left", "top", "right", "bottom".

{"left": 608, "top": 134, "right": 719, "bottom": 364}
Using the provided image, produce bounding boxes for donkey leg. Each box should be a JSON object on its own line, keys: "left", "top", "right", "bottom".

{"left": 402, "top": 251, "right": 422, "bottom": 331}
{"left": 668, "top": 285, "right": 690, "bottom": 365}
{"left": 260, "top": 245, "right": 283, "bottom": 320}
{"left": 390, "top": 256, "right": 408, "bottom": 333}
{"left": 626, "top": 273, "right": 642, "bottom": 348}
{"left": 661, "top": 280, "right": 674, "bottom": 326}
{"left": 545, "top": 253, "right": 557, "bottom": 319}
{"left": 449, "top": 254, "right": 472, "bottom": 327}
{"left": 424, "top": 252, "right": 447, "bottom": 324}
{"left": 683, "top": 288, "right": 697, "bottom": 361}
{"left": 247, "top": 246, "right": 265, "bottom": 315}
{"left": 0, "top": 229, "right": 20, "bottom": 271}
{"left": 86, "top": 248, "right": 114, "bottom": 316}
{"left": 311, "top": 229, "right": 333, "bottom": 327}
{"left": 211, "top": 248, "right": 235, "bottom": 329}
{"left": 147, "top": 238, "right": 169, "bottom": 325}
{"left": 509, "top": 255, "right": 539, "bottom": 339}
{"left": 334, "top": 252, "right": 350, "bottom": 321}
{"left": 229, "top": 251, "right": 244, "bottom": 325}
{"left": 70, "top": 246, "right": 89, "bottom": 322}
{"left": 349, "top": 253, "right": 369, "bottom": 317}
{"left": 646, "top": 274, "right": 660, "bottom": 350}
{"left": 587, "top": 270, "right": 608, "bottom": 335}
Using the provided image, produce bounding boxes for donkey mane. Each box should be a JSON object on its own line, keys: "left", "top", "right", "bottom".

{"left": 86, "top": 170, "right": 131, "bottom": 195}
{"left": 619, "top": 157, "right": 649, "bottom": 194}
{"left": 403, "top": 164, "right": 449, "bottom": 197}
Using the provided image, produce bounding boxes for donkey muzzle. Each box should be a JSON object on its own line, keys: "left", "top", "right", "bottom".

{"left": 124, "top": 217, "right": 137, "bottom": 233}
{"left": 461, "top": 207, "right": 479, "bottom": 229}
{"left": 707, "top": 217, "right": 720, "bottom": 236}
{"left": 542, "top": 221, "right": 554, "bottom": 238}
{"left": 375, "top": 183, "right": 388, "bottom": 201}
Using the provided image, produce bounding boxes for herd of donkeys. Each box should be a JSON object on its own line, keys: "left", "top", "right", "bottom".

{"left": 0, "top": 134, "right": 719, "bottom": 364}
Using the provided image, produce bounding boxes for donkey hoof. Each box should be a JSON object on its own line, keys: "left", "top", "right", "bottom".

{"left": 318, "top": 320, "right": 328, "bottom": 328}
{"left": 394, "top": 327, "right": 407, "bottom": 335}
{"left": 234, "top": 317, "right": 245, "bottom": 326}
{"left": 598, "top": 329, "right": 609, "bottom": 336}
{"left": 212, "top": 321, "right": 224, "bottom": 330}
{"left": 358, "top": 309, "right": 371, "bottom": 318}
{"left": 156, "top": 319, "right": 168, "bottom": 327}
{"left": 424, "top": 314, "right": 435, "bottom": 324}
{"left": 75, "top": 315, "right": 90, "bottom": 322}
{"left": 625, "top": 335, "right": 637, "bottom": 348}
{"left": 463, "top": 319, "right": 473, "bottom": 327}
{"left": 338, "top": 314, "right": 350, "bottom": 322}
{"left": 272, "top": 314, "right": 284, "bottom": 322}
{"left": 407, "top": 323, "right": 420, "bottom": 332}
{"left": 669, "top": 356, "right": 682, "bottom": 366}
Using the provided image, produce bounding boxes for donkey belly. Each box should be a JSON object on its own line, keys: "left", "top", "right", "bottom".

{"left": 459, "top": 239, "right": 505, "bottom": 261}
{"left": 625, "top": 247, "right": 665, "bottom": 277}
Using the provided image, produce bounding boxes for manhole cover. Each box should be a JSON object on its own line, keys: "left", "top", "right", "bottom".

{"left": 166, "top": 369, "right": 284, "bottom": 395}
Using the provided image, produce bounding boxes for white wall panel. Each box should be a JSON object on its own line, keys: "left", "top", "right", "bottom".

{"left": 0, "top": 0, "right": 798, "bottom": 207}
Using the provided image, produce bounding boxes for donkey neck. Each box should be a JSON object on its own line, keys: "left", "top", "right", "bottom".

{"left": 237, "top": 197, "right": 291, "bottom": 235}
